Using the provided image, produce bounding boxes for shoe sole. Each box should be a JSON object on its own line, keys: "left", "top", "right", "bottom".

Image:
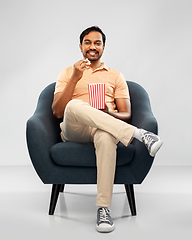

{"left": 96, "top": 223, "right": 115, "bottom": 233}
{"left": 150, "top": 140, "right": 163, "bottom": 157}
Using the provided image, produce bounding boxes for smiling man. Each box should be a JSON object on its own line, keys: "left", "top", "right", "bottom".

{"left": 81, "top": 32, "right": 103, "bottom": 62}
{"left": 52, "top": 26, "right": 163, "bottom": 233}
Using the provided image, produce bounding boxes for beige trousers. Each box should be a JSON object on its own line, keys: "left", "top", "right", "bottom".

{"left": 61, "top": 99, "right": 136, "bottom": 207}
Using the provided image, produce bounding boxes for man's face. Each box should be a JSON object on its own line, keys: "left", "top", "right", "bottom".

{"left": 79, "top": 31, "right": 105, "bottom": 61}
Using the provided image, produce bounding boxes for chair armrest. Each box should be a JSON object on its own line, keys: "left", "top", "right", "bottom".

{"left": 26, "top": 112, "right": 61, "bottom": 183}
{"left": 131, "top": 113, "right": 158, "bottom": 134}
{"left": 122, "top": 81, "right": 159, "bottom": 183}
{"left": 127, "top": 81, "right": 158, "bottom": 134}
{"left": 26, "top": 83, "right": 62, "bottom": 183}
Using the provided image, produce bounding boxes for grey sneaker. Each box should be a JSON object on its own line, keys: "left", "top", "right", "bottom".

{"left": 96, "top": 207, "right": 115, "bottom": 233}
{"left": 140, "top": 129, "right": 163, "bottom": 157}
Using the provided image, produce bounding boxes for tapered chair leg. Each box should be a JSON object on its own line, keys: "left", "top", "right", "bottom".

{"left": 124, "top": 184, "right": 137, "bottom": 216}
{"left": 60, "top": 184, "right": 65, "bottom": 192}
{"left": 49, "top": 184, "right": 62, "bottom": 215}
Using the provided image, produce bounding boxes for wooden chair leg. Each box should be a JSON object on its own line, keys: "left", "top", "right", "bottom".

{"left": 124, "top": 184, "right": 137, "bottom": 216}
{"left": 49, "top": 184, "right": 61, "bottom": 215}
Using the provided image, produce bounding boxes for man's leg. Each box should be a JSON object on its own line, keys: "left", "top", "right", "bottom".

{"left": 62, "top": 99, "right": 133, "bottom": 233}
{"left": 93, "top": 129, "right": 118, "bottom": 207}
{"left": 62, "top": 99, "right": 119, "bottom": 206}
{"left": 93, "top": 130, "right": 118, "bottom": 233}
{"left": 62, "top": 99, "right": 163, "bottom": 157}
{"left": 61, "top": 101, "right": 94, "bottom": 143}
{"left": 61, "top": 99, "right": 162, "bottom": 233}
{"left": 62, "top": 99, "right": 136, "bottom": 145}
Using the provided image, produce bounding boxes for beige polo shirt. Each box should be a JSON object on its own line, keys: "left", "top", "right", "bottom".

{"left": 54, "top": 62, "right": 130, "bottom": 112}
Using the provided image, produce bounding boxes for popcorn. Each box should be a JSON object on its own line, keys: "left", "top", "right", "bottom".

{"left": 85, "top": 58, "right": 91, "bottom": 65}
{"left": 84, "top": 58, "right": 91, "bottom": 69}
{"left": 88, "top": 83, "right": 105, "bottom": 109}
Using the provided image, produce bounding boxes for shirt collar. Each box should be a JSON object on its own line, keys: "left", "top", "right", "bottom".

{"left": 101, "top": 62, "right": 109, "bottom": 71}
{"left": 93, "top": 62, "right": 109, "bottom": 72}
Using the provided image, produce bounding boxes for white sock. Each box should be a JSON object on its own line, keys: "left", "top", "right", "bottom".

{"left": 98, "top": 206, "right": 104, "bottom": 209}
{"left": 133, "top": 128, "right": 142, "bottom": 142}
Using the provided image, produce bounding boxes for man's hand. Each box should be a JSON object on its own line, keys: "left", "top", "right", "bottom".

{"left": 71, "top": 58, "right": 91, "bottom": 82}
{"left": 52, "top": 58, "right": 91, "bottom": 119}
{"left": 100, "top": 99, "right": 132, "bottom": 122}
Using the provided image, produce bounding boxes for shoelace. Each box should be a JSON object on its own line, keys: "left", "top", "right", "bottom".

{"left": 99, "top": 207, "right": 111, "bottom": 223}
{"left": 142, "top": 132, "right": 154, "bottom": 148}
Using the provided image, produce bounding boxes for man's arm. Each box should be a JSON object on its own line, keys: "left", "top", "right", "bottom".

{"left": 102, "top": 98, "right": 132, "bottom": 122}
{"left": 52, "top": 59, "right": 90, "bottom": 119}
{"left": 52, "top": 80, "right": 77, "bottom": 119}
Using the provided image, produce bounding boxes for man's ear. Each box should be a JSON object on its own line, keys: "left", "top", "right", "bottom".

{"left": 79, "top": 43, "right": 82, "bottom": 52}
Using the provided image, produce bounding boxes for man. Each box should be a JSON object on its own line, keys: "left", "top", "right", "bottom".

{"left": 52, "top": 26, "right": 163, "bottom": 233}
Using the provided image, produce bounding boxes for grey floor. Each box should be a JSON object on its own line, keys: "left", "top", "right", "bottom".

{"left": 0, "top": 165, "right": 192, "bottom": 240}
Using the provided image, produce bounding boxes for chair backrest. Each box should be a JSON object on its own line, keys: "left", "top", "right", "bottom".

{"left": 34, "top": 82, "right": 56, "bottom": 118}
{"left": 37, "top": 81, "right": 151, "bottom": 115}
{"left": 127, "top": 81, "right": 152, "bottom": 116}
{"left": 34, "top": 81, "right": 155, "bottom": 130}
{"left": 127, "top": 81, "right": 157, "bottom": 133}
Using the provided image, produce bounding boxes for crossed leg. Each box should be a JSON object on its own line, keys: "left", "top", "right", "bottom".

{"left": 61, "top": 99, "right": 136, "bottom": 206}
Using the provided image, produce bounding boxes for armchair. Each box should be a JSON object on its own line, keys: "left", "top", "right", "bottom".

{"left": 26, "top": 81, "right": 158, "bottom": 216}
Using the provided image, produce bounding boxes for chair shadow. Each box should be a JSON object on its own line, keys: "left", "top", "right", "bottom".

{"left": 53, "top": 191, "right": 132, "bottom": 221}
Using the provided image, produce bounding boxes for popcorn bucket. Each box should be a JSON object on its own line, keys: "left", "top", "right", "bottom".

{"left": 88, "top": 83, "right": 105, "bottom": 109}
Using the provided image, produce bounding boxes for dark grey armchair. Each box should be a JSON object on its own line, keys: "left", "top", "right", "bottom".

{"left": 26, "top": 81, "right": 158, "bottom": 216}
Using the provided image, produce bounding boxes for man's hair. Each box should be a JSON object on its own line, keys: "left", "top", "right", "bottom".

{"left": 80, "top": 26, "right": 106, "bottom": 46}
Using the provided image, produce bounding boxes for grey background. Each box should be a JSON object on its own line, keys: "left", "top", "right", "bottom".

{"left": 0, "top": 0, "right": 191, "bottom": 165}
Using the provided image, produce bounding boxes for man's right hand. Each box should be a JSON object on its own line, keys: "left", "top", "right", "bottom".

{"left": 52, "top": 58, "right": 91, "bottom": 118}
{"left": 71, "top": 59, "right": 91, "bottom": 82}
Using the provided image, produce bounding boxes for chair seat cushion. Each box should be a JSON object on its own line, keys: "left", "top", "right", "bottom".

{"left": 50, "top": 142, "right": 135, "bottom": 167}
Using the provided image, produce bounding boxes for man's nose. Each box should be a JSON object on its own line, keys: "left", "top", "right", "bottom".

{"left": 90, "top": 43, "right": 96, "bottom": 49}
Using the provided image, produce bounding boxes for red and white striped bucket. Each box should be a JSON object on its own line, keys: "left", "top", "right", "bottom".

{"left": 88, "top": 83, "right": 105, "bottom": 109}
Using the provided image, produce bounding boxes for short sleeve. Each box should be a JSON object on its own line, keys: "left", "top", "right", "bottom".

{"left": 114, "top": 72, "right": 130, "bottom": 99}
{"left": 54, "top": 68, "right": 71, "bottom": 95}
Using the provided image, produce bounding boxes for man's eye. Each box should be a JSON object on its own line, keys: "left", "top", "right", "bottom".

{"left": 85, "top": 42, "right": 90, "bottom": 45}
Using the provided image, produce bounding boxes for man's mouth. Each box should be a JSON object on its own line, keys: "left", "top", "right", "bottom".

{"left": 87, "top": 51, "right": 98, "bottom": 56}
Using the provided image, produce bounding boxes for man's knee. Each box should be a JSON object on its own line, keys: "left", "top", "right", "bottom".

{"left": 94, "top": 130, "right": 118, "bottom": 147}
{"left": 65, "top": 99, "right": 86, "bottom": 113}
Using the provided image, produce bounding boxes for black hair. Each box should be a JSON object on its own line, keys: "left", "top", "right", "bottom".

{"left": 80, "top": 26, "right": 106, "bottom": 46}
